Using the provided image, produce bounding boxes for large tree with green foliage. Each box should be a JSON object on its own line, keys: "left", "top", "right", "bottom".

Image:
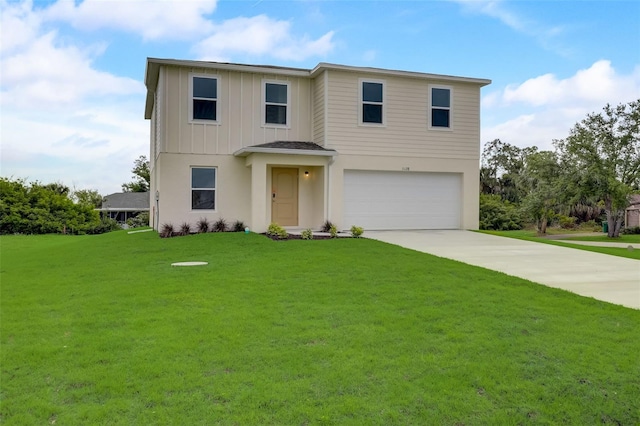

{"left": 480, "top": 139, "right": 537, "bottom": 203}
{"left": 73, "top": 189, "right": 103, "bottom": 209}
{"left": 554, "top": 100, "right": 640, "bottom": 238}
{"left": 519, "top": 151, "right": 563, "bottom": 234}
{"left": 122, "top": 155, "right": 150, "bottom": 193}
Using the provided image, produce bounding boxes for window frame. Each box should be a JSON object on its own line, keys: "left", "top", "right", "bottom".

{"left": 359, "top": 78, "right": 386, "bottom": 126}
{"left": 191, "top": 167, "right": 217, "bottom": 211}
{"left": 429, "top": 84, "right": 453, "bottom": 130}
{"left": 262, "top": 79, "right": 291, "bottom": 128}
{"left": 189, "top": 73, "right": 220, "bottom": 124}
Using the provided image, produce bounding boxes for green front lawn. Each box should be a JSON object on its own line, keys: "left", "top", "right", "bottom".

{"left": 479, "top": 230, "right": 640, "bottom": 260}
{"left": 1, "top": 231, "right": 638, "bottom": 424}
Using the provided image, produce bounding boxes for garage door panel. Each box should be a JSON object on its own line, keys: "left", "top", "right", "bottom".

{"left": 343, "top": 170, "right": 461, "bottom": 230}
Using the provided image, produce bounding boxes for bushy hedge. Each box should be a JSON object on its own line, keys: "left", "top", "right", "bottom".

{"left": 0, "top": 177, "right": 113, "bottom": 235}
{"left": 479, "top": 194, "right": 524, "bottom": 231}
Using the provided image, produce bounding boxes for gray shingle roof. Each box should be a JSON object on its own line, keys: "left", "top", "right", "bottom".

{"left": 249, "top": 141, "right": 334, "bottom": 151}
{"left": 101, "top": 192, "right": 150, "bottom": 211}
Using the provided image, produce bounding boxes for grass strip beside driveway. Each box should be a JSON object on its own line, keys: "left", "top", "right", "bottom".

{"left": 479, "top": 230, "right": 640, "bottom": 260}
{"left": 1, "top": 231, "right": 639, "bottom": 425}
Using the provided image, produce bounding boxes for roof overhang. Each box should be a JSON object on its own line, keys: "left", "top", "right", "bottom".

{"left": 233, "top": 147, "right": 338, "bottom": 158}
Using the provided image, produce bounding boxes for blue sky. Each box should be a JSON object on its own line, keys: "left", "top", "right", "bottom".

{"left": 1, "top": 0, "right": 639, "bottom": 195}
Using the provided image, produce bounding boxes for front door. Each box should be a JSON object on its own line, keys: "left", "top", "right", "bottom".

{"left": 272, "top": 168, "right": 298, "bottom": 226}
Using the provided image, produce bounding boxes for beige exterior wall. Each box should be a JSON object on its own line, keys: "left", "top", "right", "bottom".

{"left": 312, "top": 70, "right": 326, "bottom": 146}
{"left": 153, "top": 153, "right": 251, "bottom": 229}
{"left": 158, "top": 66, "right": 312, "bottom": 156}
{"left": 324, "top": 70, "right": 481, "bottom": 161}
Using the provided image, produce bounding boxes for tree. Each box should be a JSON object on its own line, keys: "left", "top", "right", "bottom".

{"left": 519, "top": 151, "right": 562, "bottom": 234}
{"left": 0, "top": 177, "right": 110, "bottom": 234}
{"left": 480, "top": 139, "right": 537, "bottom": 203}
{"left": 554, "top": 100, "right": 640, "bottom": 237}
{"left": 73, "top": 189, "right": 103, "bottom": 209}
{"left": 122, "top": 155, "right": 150, "bottom": 193}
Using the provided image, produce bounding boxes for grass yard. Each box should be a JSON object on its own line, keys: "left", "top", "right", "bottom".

{"left": 1, "top": 231, "right": 639, "bottom": 425}
{"left": 479, "top": 230, "right": 640, "bottom": 260}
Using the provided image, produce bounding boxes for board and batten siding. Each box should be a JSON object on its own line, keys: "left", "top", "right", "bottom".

{"left": 159, "top": 66, "right": 313, "bottom": 156}
{"left": 311, "top": 70, "right": 325, "bottom": 146}
{"left": 325, "top": 71, "right": 481, "bottom": 160}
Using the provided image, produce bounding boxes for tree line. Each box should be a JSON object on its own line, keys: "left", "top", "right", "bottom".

{"left": 480, "top": 100, "right": 640, "bottom": 238}
{"left": 0, "top": 156, "right": 151, "bottom": 235}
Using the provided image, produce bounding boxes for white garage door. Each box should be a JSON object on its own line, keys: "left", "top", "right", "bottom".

{"left": 343, "top": 170, "right": 461, "bottom": 230}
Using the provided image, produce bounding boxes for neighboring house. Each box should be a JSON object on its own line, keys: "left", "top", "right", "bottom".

{"left": 144, "top": 58, "right": 490, "bottom": 233}
{"left": 626, "top": 194, "right": 640, "bottom": 228}
{"left": 100, "top": 192, "right": 150, "bottom": 224}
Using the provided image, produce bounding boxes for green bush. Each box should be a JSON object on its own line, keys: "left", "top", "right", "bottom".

{"left": 126, "top": 212, "right": 149, "bottom": 228}
{"left": 267, "top": 223, "right": 288, "bottom": 239}
{"left": 301, "top": 228, "right": 313, "bottom": 240}
{"left": 232, "top": 220, "right": 246, "bottom": 232}
{"left": 479, "top": 194, "right": 524, "bottom": 231}
{"left": 623, "top": 226, "right": 640, "bottom": 235}
{"left": 556, "top": 215, "right": 577, "bottom": 229}
{"left": 350, "top": 225, "right": 364, "bottom": 238}
{"left": 329, "top": 224, "right": 338, "bottom": 238}
{"left": 0, "top": 177, "right": 104, "bottom": 234}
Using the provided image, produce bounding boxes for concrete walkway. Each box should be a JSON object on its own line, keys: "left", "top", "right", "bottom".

{"left": 365, "top": 230, "right": 640, "bottom": 310}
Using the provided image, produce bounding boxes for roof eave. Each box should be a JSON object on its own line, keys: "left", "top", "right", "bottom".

{"left": 233, "top": 147, "right": 338, "bottom": 158}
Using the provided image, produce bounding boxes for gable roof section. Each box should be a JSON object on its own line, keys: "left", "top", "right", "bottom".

{"left": 144, "top": 58, "right": 492, "bottom": 119}
{"left": 101, "top": 192, "right": 150, "bottom": 211}
{"left": 233, "top": 141, "right": 337, "bottom": 157}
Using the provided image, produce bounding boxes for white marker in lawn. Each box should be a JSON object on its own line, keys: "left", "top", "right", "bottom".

{"left": 171, "top": 262, "right": 208, "bottom": 267}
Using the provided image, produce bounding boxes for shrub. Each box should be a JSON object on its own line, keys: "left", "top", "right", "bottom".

{"left": 479, "top": 194, "right": 524, "bottom": 231}
{"left": 232, "top": 220, "right": 246, "bottom": 232}
{"left": 212, "top": 218, "right": 227, "bottom": 232}
{"left": 320, "top": 220, "right": 334, "bottom": 232}
{"left": 196, "top": 218, "right": 210, "bottom": 233}
{"left": 578, "top": 220, "right": 600, "bottom": 232}
{"left": 557, "top": 215, "right": 577, "bottom": 229}
{"left": 267, "top": 222, "right": 288, "bottom": 239}
{"left": 329, "top": 224, "right": 338, "bottom": 238}
{"left": 126, "top": 212, "right": 149, "bottom": 228}
{"left": 301, "top": 228, "right": 313, "bottom": 240}
{"left": 623, "top": 226, "right": 640, "bottom": 235}
{"left": 86, "top": 218, "right": 121, "bottom": 235}
{"left": 179, "top": 222, "right": 191, "bottom": 236}
{"left": 350, "top": 225, "right": 364, "bottom": 238}
{"left": 160, "top": 223, "right": 174, "bottom": 238}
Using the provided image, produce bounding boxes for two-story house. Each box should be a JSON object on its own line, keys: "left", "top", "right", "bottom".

{"left": 144, "top": 58, "right": 490, "bottom": 233}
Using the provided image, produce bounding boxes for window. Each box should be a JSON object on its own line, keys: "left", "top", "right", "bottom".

{"left": 361, "top": 80, "right": 384, "bottom": 124}
{"left": 264, "top": 81, "right": 289, "bottom": 126}
{"left": 430, "top": 86, "right": 451, "bottom": 128}
{"left": 191, "top": 75, "right": 218, "bottom": 122}
{"left": 191, "top": 167, "right": 216, "bottom": 210}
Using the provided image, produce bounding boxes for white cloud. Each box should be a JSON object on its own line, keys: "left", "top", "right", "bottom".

{"left": 1, "top": 31, "right": 142, "bottom": 108}
{"left": 452, "top": 0, "right": 569, "bottom": 55}
{"left": 193, "top": 15, "right": 335, "bottom": 61}
{"left": 482, "top": 61, "right": 640, "bottom": 150}
{"left": 0, "top": 0, "right": 41, "bottom": 54}
{"left": 0, "top": 0, "right": 147, "bottom": 194}
{"left": 42, "top": 0, "right": 217, "bottom": 41}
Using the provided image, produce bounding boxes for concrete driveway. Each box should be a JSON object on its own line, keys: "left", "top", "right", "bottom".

{"left": 365, "top": 230, "right": 640, "bottom": 310}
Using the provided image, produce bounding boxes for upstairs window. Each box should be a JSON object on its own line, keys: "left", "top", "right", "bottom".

{"left": 191, "top": 75, "right": 218, "bottom": 122}
{"left": 430, "top": 86, "right": 451, "bottom": 128}
{"left": 361, "top": 80, "right": 384, "bottom": 124}
{"left": 191, "top": 167, "right": 216, "bottom": 210}
{"left": 264, "top": 81, "right": 289, "bottom": 126}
